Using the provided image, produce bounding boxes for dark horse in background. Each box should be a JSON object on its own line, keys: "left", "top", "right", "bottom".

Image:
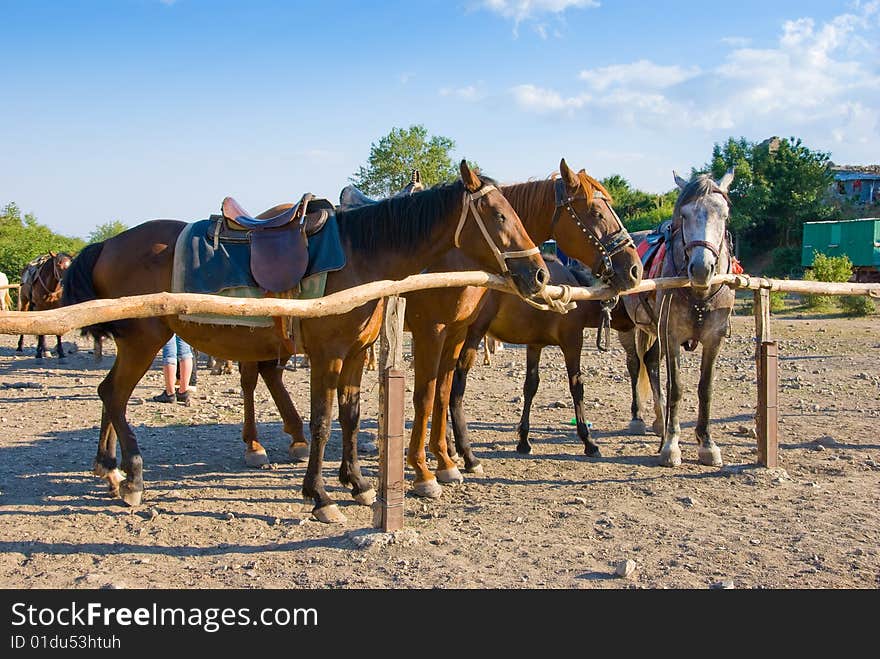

{"left": 17, "top": 251, "right": 73, "bottom": 360}
{"left": 62, "top": 161, "right": 549, "bottom": 523}
{"left": 619, "top": 169, "right": 736, "bottom": 468}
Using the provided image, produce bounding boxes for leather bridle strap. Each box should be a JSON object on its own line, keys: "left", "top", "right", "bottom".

{"left": 551, "top": 178, "right": 634, "bottom": 283}
{"left": 684, "top": 239, "right": 720, "bottom": 259}
{"left": 455, "top": 184, "right": 540, "bottom": 274}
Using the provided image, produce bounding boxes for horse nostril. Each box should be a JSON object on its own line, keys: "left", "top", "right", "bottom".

{"left": 535, "top": 267, "right": 550, "bottom": 288}
{"left": 630, "top": 264, "right": 640, "bottom": 281}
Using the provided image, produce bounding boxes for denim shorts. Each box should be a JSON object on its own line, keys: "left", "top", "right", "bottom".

{"left": 161, "top": 335, "right": 193, "bottom": 365}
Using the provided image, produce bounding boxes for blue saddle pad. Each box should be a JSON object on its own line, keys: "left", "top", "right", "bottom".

{"left": 174, "top": 215, "right": 346, "bottom": 295}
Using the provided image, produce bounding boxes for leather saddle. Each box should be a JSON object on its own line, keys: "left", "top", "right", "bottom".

{"left": 213, "top": 194, "right": 335, "bottom": 293}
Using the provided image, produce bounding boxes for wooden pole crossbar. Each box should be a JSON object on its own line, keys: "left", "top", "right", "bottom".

{"left": 1, "top": 271, "right": 876, "bottom": 529}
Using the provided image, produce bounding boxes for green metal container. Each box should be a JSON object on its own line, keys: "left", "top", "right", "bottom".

{"left": 801, "top": 218, "right": 880, "bottom": 267}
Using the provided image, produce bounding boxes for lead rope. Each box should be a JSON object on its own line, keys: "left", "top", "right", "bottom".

{"left": 596, "top": 295, "right": 618, "bottom": 351}
{"left": 522, "top": 284, "right": 577, "bottom": 313}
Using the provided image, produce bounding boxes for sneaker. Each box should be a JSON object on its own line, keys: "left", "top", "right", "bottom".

{"left": 176, "top": 390, "right": 192, "bottom": 405}
{"left": 153, "top": 391, "right": 175, "bottom": 403}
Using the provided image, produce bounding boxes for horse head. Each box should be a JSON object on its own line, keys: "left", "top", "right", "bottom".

{"left": 551, "top": 158, "right": 642, "bottom": 293}
{"left": 672, "top": 169, "right": 734, "bottom": 290}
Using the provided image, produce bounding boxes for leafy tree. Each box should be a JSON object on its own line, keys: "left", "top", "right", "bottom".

{"left": 88, "top": 220, "right": 128, "bottom": 244}
{"left": 0, "top": 202, "right": 85, "bottom": 282}
{"left": 351, "top": 125, "right": 465, "bottom": 196}
{"left": 601, "top": 175, "right": 677, "bottom": 232}
{"left": 703, "top": 136, "right": 834, "bottom": 254}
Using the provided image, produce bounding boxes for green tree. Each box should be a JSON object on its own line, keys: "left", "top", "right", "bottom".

{"left": 601, "top": 175, "right": 677, "bottom": 232}
{"left": 88, "top": 220, "right": 128, "bottom": 244}
{"left": 351, "top": 125, "right": 463, "bottom": 196}
{"left": 703, "top": 136, "right": 834, "bottom": 253}
{"left": 0, "top": 202, "right": 85, "bottom": 281}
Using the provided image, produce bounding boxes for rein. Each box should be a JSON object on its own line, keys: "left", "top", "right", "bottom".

{"left": 454, "top": 184, "right": 540, "bottom": 274}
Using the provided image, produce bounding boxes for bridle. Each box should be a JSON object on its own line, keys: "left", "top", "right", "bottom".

{"left": 33, "top": 254, "right": 67, "bottom": 303}
{"left": 454, "top": 184, "right": 540, "bottom": 274}
{"left": 550, "top": 176, "right": 634, "bottom": 286}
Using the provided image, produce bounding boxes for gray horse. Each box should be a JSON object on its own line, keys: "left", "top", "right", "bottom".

{"left": 619, "top": 169, "right": 735, "bottom": 467}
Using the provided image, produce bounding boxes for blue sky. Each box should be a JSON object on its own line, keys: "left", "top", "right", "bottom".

{"left": 2, "top": 0, "right": 879, "bottom": 238}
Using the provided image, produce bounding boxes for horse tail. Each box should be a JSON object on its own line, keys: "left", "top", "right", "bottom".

{"left": 61, "top": 242, "right": 118, "bottom": 340}
{"left": 2, "top": 291, "right": 11, "bottom": 311}
{"left": 635, "top": 329, "right": 655, "bottom": 404}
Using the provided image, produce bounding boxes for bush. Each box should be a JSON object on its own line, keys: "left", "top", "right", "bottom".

{"left": 803, "top": 252, "right": 853, "bottom": 309}
{"left": 769, "top": 291, "right": 787, "bottom": 312}
{"left": 839, "top": 295, "right": 877, "bottom": 316}
{"left": 766, "top": 247, "right": 803, "bottom": 279}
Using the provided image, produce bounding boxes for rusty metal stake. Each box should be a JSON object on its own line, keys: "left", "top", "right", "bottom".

{"left": 756, "top": 341, "right": 778, "bottom": 468}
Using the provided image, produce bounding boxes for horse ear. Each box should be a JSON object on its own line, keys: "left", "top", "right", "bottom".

{"left": 460, "top": 159, "right": 481, "bottom": 192}
{"left": 560, "top": 158, "right": 578, "bottom": 189}
{"left": 718, "top": 167, "right": 735, "bottom": 192}
{"left": 48, "top": 250, "right": 56, "bottom": 258}
{"left": 673, "top": 171, "right": 689, "bottom": 191}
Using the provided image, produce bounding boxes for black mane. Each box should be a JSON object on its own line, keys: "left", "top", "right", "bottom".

{"left": 336, "top": 176, "right": 498, "bottom": 253}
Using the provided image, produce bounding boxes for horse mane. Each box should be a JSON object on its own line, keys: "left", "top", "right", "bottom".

{"left": 577, "top": 170, "right": 614, "bottom": 205}
{"left": 674, "top": 175, "right": 731, "bottom": 220}
{"left": 335, "top": 176, "right": 498, "bottom": 253}
{"left": 500, "top": 178, "right": 554, "bottom": 215}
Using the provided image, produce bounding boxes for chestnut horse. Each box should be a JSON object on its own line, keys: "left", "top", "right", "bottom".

{"left": 403, "top": 159, "right": 642, "bottom": 496}
{"left": 17, "top": 252, "right": 73, "bottom": 359}
{"left": 618, "top": 170, "right": 736, "bottom": 467}
{"left": 62, "top": 161, "right": 549, "bottom": 522}
{"left": 448, "top": 256, "right": 635, "bottom": 459}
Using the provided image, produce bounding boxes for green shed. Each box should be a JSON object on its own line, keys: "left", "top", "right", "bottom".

{"left": 801, "top": 218, "right": 880, "bottom": 270}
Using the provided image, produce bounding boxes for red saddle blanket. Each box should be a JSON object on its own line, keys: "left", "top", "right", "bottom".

{"left": 637, "top": 240, "right": 743, "bottom": 278}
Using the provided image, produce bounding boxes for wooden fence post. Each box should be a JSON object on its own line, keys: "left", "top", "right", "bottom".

{"left": 373, "top": 295, "right": 406, "bottom": 531}
{"left": 753, "top": 289, "right": 777, "bottom": 467}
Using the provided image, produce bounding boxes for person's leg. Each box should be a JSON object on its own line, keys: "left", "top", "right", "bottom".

{"left": 155, "top": 336, "right": 177, "bottom": 402}
{"left": 175, "top": 336, "right": 194, "bottom": 398}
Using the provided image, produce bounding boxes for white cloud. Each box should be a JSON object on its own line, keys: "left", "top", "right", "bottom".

{"left": 477, "top": 0, "right": 599, "bottom": 21}
{"left": 720, "top": 36, "right": 751, "bottom": 47}
{"left": 510, "top": 84, "right": 589, "bottom": 113}
{"left": 579, "top": 60, "right": 700, "bottom": 91}
{"left": 440, "top": 84, "right": 485, "bottom": 101}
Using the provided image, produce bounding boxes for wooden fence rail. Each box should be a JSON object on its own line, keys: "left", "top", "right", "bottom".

{"left": 0, "top": 272, "right": 876, "bottom": 531}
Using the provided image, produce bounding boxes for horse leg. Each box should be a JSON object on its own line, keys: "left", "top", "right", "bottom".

{"left": 449, "top": 319, "right": 493, "bottom": 473}
{"left": 515, "top": 345, "right": 541, "bottom": 454}
{"left": 55, "top": 335, "right": 65, "bottom": 360}
{"left": 35, "top": 335, "right": 46, "bottom": 360}
{"left": 93, "top": 360, "right": 124, "bottom": 495}
{"left": 620, "top": 330, "right": 647, "bottom": 435}
{"left": 563, "top": 334, "right": 600, "bottom": 457}
{"left": 239, "top": 361, "right": 268, "bottom": 467}
{"left": 337, "top": 348, "right": 375, "bottom": 505}
{"left": 365, "top": 344, "right": 376, "bottom": 371}
{"left": 695, "top": 337, "right": 724, "bottom": 466}
{"left": 429, "top": 334, "right": 466, "bottom": 485}
{"left": 302, "top": 355, "right": 346, "bottom": 523}
{"left": 98, "top": 329, "right": 171, "bottom": 505}
{"left": 16, "top": 299, "right": 29, "bottom": 353}
{"left": 644, "top": 337, "right": 665, "bottom": 437}
{"left": 659, "top": 328, "right": 683, "bottom": 467}
{"left": 257, "top": 359, "right": 309, "bottom": 462}
{"left": 407, "top": 329, "right": 444, "bottom": 498}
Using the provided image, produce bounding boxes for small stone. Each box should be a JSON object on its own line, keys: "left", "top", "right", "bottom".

{"left": 814, "top": 444, "right": 826, "bottom": 452}
{"left": 713, "top": 579, "right": 735, "bottom": 589}
{"left": 296, "top": 518, "right": 308, "bottom": 526}
{"left": 615, "top": 559, "right": 636, "bottom": 578}
{"left": 148, "top": 507, "right": 160, "bottom": 521}
{"left": 226, "top": 512, "right": 235, "bottom": 521}
{"left": 101, "top": 582, "right": 126, "bottom": 590}
{"left": 244, "top": 570, "right": 258, "bottom": 578}
{"left": 678, "top": 496, "right": 697, "bottom": 508}
{"left": 749, "top": 538, "right": 761, "bottom": 545}
{"left": 572, "top": 496, "right": 587, "bottom": 505}
{"left": 510, "top": 396, "right": 523, "bottom": 404}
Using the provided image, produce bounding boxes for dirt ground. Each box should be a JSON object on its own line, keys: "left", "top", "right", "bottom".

{"left": 0, "top": 311, "right": 877, "bottom": 590}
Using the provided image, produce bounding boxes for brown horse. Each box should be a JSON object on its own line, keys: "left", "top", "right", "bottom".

{"left": 619, "top": 170, "right": 736, "bottom": 467}
{"left": 402, "top": 159, "right": 642, "bottom": 496}
{"left": 448, "top": 256, "right": 635, "bottom": 460}
{"left": 62, "top": 161, "right": 549, "bottom": 523}
{"left": 17, "top": 252, "right": 73, "bottom": 359}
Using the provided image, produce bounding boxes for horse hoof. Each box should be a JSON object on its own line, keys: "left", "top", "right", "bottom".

{"left": 119, "top": 484, "right": 143, "bottom": 507}
{"left": 628, "top": 419, "right": 647, "bottom": 435}
{"left": 515, "top": 443, "right": 532, "bottom": 454}
{"left": 412, "top": 479, "right": 443, "bottom": 499}
{"left": 107, "top": 468, "right": 125, "bottom": 491}
{"left": 698, "top": 445, "right": 723, "bottom": 467}
{"left": 659, "top": 446, "right": 682, "bottom": 468}
{"left": 436, "top": 467, "right": 464, "bottom": 484}
{"left": 584, "top": 445, "right": 602, "bottom": 458}
{"left": 353, "top": 489, "right": 376, "bottom": 506}
{"left": 466, "top": 463, "right": 484, "bottom": 475}
{"left": 652, "top": 419, "right": 664, "bottom": 436}
{"left": 288, "top": 443, "right": 310, "bottom": 462}
{"left": 245, "top": 449, "right": 269, "bottom": 468}
{"left": 312, "top": 504, "right": 346, "bottom": 524}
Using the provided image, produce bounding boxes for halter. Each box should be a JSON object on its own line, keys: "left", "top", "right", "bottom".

{"left": 550, "top": 177, "right": 634, "bottom": 285}
{"left": 454, "top": 184, "right": 540, "bottom": 274}
{"left": 33, "top": 254, "right": 67, "bottom": 302}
